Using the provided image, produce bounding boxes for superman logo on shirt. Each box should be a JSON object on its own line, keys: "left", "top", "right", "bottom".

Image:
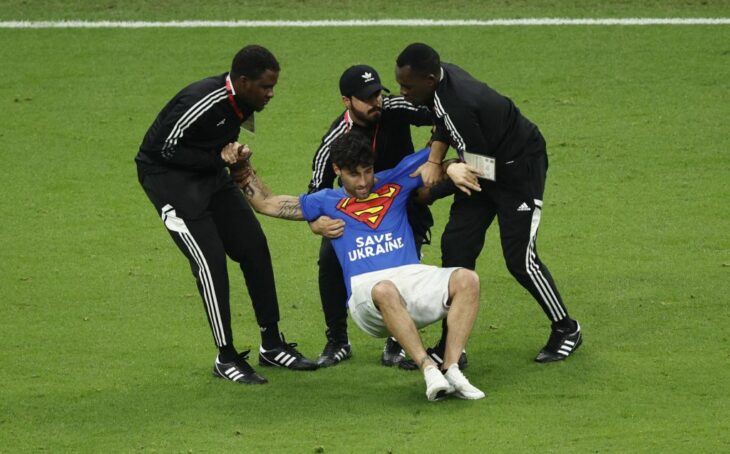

{"left": 336, "top": 183, "right": 401, "bottom": 229}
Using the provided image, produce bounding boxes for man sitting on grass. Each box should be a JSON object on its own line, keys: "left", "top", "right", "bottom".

{"left": 224, "top": 133, "right": 485, "bottom": 401}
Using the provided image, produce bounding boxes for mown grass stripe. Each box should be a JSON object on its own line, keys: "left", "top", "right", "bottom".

{"left": 1, "top": 18, "right": 729, "bottom": 28}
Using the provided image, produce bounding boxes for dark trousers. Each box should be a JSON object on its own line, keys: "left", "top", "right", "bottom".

{"left": 318, "top": 198, "right": 433, "bottom": 343}
{"left": 441, "top": 151, "right": 570, "bottom": 323}
{"left": 138, "top": 167, "right": 280, "bottom": 349}
{"left": 317, "top": 237, "right": 349, "bottom": 342}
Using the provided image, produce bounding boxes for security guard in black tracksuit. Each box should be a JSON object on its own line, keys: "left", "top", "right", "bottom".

{"left": 135, "top": 45, "right": 316, "bottom": 386}
{"left": 307, "top": 64, "right": 456, "bottom": 369}
{"left": 395, "top": 43, "right": 582, "bottom": 363}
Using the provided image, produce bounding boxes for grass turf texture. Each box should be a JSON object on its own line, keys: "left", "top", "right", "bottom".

{"left": 1, "top": 3, "right": 729, "bottom": 452}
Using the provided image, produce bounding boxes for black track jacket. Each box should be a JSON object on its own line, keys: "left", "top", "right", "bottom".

{"left": 308, "top": 96, "right": 435, "bottom": 193}
{"left": 432, "top": 63, "right": 546, "bottom": 176}
{"left": 136, "top": 73, "right": 253, "bottom": 174}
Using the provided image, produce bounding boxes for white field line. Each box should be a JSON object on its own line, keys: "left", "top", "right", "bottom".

{"left": 0, "top": 18, "right": 729, "bottom": 28}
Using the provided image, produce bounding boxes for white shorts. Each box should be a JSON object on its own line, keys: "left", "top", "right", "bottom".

{"left": 347, "top": 264, "right": 461, "bottom": 338}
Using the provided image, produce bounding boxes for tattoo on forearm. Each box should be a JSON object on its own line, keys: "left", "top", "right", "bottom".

{"left": 276, "top": 200, "right": 301, "bottom": 220}
{"left": 242, "top": 183, "right": 255, "bottom": 199}
{"left": 242, "top": 173, "right": 268, "bottom": 201}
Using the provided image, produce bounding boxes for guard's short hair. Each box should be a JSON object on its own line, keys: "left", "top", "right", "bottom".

{"left": 330, "top": 133, "right": 374, "bottom": 172}
{"left": 231, "top": 45, "right": 280, "bottom": 80}
{"left": 396, "top": 43, "right": 441, "bottom": 77}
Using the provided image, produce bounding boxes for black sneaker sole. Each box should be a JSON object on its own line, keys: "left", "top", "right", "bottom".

{"left": 212, "top": 364, "right": 267, "bottom": 384}
{"left": 258, "top": 355, "right": 319, "bottom": 371}
{"left": 316, "top": 353, "right": 352, "bottom": 368}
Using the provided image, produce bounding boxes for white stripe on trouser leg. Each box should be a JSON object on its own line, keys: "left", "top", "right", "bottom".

{"left": 524, "top": 206, "right": 557, "bottom": 320}
{"left": 528, "top": 247, "right": 566, "bottom": 319}
{"left": 179, "top": 232, "right": 227, "bottom": 345}
{"left": 178, "top": 231, "right": 224, "bottom": 345}
{"left": 526, "top": 220, "right": 566, "bottom": 320}
{"left": 524, "top": 203, "right": 566, "bottom": 321}
{"left": 161, "top": 205, "right": 227, "bottom": 346}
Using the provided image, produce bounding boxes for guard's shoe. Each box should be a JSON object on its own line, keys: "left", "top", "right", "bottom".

{"left": 316, "top": 338, "right": 352, "bottom": 367}
{"left": 397, "top": 344, "right": 469, "bottom": 371}
{"left": 259, "top": 333, "right": 319, "bottom": 370}
{"left": 420, "top": 345, "right": 469, "bottom": 370}
{"left": 444, "top": 364, "right": 484, "bottom": 400}
{"left": 398, "top": 357, "right": 419, "bottom": 371}
{"left": 213, "top": 351, "right": 267, "bottom": 385}
{"left": 381, "top": 337, "right": 408, "bottom": 367}
{"left": 423, "top": 365, "right": 453, "bottom": 401}
{"left": 535, "top": 321, "right": 583, "bottom": 363}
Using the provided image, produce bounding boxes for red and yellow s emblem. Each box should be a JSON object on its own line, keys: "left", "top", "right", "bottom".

{"left": 336, "top": 184, "right": 401, "bottom": 229}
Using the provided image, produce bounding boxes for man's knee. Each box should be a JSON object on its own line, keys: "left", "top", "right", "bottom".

{"left": 371, "top": 280, "right": 402, "bottom": 310}
{"left": 450, "top": 268, "right": 480, "bottom": 296}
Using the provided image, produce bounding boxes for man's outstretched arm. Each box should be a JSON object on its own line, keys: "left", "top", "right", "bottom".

{"left": 233, "top": 166, "right": 304, "bottom": 220}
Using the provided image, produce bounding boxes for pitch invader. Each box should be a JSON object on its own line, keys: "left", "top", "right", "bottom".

{"left": 226, "top": 134, "right": 486, "bottom": 401}
{"left": 306, "top": 64, "right": 466, "bottom": 370}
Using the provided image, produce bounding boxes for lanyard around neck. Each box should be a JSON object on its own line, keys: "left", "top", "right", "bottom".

{"left": 225, "top": 74, "right": 244, "bottom": 120}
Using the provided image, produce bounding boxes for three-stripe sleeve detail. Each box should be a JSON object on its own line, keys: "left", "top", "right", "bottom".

{"left": 162, "top": 87, "right": 227, "bottom": 159}
{"left": 310, "top": 116, "right": 352, "bottom": 190}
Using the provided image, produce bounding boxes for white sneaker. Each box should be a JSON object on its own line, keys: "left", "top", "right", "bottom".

{"left": 444, "top": 364, "right": 485, "bottom": 400}
{"left": 423, "top": 365, "right": 453, "bottom": 401}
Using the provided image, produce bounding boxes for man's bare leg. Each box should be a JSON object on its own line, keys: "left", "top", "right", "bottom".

{"left": 371, "top": 280, "right": 434, "bottom": 370}
{"left": 371, "top": 280, "right": 451, "bottom": 401}
{"left": 443, "top": 269, "right": 480, "bottom": 369}
{"left": 440, "top": 269, "right": 485, "bottom": 399}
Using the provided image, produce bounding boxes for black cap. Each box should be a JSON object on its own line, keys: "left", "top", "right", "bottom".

{"left": 339, "top": 64, "right": 390, "bottom": 100}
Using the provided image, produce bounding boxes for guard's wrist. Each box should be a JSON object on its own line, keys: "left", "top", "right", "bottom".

{"left": 442, "top": 159, "right": 460, "bottom": 172}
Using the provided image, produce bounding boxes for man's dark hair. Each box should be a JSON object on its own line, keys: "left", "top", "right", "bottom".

{"left": 396, "top": 43, "right": 441, "bottom": 76}
{"left": 231, "top": 45, "right": 280, "bottom": 80}
{"left": 330, "top": 133, "right": 374, "bottom": 172}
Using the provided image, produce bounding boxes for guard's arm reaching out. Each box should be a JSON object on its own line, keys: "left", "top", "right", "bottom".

{"left": 232, "top": 164, "right": 304, "bottom": 221}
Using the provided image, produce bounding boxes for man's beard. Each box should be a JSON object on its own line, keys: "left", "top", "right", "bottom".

{"left": 351, "top": 106, "right": 381, "bottom": 125}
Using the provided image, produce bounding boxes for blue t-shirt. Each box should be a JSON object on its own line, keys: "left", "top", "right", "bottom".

{"left": 300, "top": 148, "right": 430, "bottom": 296}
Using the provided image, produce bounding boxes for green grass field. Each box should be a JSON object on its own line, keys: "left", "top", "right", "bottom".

{"left": 1, "top": 1, "right": 729, "bottom": 452}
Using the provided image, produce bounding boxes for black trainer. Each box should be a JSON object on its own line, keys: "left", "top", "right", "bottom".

{"left": 213, "top": 350, "right": 267, "bottom": 385}
{"left": 426, "top": 345, "right": 468, "bottom": 370}
{"left": 259, "top": 333, "right": 319, "bottom": 370}
{"left": 535, "top": 321, "right": 583, "bottom": 363}
{"left": 316, "top": 338, "right": 352, "bottom": 367}
{"left": 381, "top": 337, "right": 409, "bottom": 368}
{"left": 399, "top": 344, "right": 468, "bottom": 371}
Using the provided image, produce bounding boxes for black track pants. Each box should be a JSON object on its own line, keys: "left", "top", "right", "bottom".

{"left": 139, "top": 168, "right": 280, "bottom": 348}
{"left": 441, "top": 152, "right": 570, "bottom": 323}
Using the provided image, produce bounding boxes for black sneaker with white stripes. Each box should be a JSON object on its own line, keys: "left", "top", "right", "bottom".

{"left": 259, "top": 333, "right": 319, "bottom": 370}
{"left": 398, "top": 345, "right": 468, "bottom": 371}
{"left": 425, "top": 345, "right": 468, "bottom": 370}
{"left": 398, "top": 345, "right": 469, "bottom": 370}
{"left": 535, "top": 321, "right": 583, "bottom": 363}
{"left": 381, "top": 337, "right": 410, "bottom": 368}
{"left": 213, "top": 350, "right": 267, "bottom": 385}
{"left": 316, "top": 338, "right": 352, "bottom": 367}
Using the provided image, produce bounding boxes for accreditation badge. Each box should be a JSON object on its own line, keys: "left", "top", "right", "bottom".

{"left": 463, "top": 151, "right": 496, "bottom": 181}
